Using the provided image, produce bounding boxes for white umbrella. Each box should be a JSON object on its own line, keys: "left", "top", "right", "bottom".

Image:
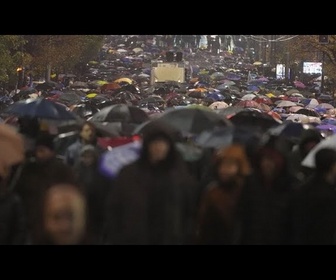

{"left": 132, "top": 47, "right": 143, "bottom": 53}
{"left": 277, "top": 100, "right": 297, "bottom": 108}
{"left": 241, "top": 93, "right": 257, "bottom": 101}
{"left": 306, "top": 98, "right": 319, "bottom": 109}
{"left": 209, "top": 101, "right": 229, "bottom": 110}
{"left": 302, "top": 134, "right": 336, "bottom": 168}
{"left": 286, "top": 114, "right": 310, "bottom": 123}
{"left": 117, "top": 49, "right": 128, "bottom": 53}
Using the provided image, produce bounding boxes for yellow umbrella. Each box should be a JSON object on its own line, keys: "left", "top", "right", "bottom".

{"left": 253, "top": 61, "right": 263, "bottom": 66}
{"left": 266, "top": 93, "right": 276, "bottom": 98}
{"left": 93, "top": 80, "right": 108, "bottom": 86}
{"left": 86, "top": 93, "right": 97, "bottom": 98}
{"left": 114, "top": 78, "right": 134, "bottom": 84}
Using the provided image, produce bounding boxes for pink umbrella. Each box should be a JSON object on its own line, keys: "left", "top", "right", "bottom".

{"left": 294, "top": 81, "right": 306, "bottom": 89}
{"left": 235, "top": 100, "right": 261, "bottom": 109}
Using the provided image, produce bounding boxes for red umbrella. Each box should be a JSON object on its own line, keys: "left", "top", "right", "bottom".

{"left": 235, "top": 100, "right": 261, "bottom": 109}
{"left": 254, "top": 96, "right": 273, "bottom": 105}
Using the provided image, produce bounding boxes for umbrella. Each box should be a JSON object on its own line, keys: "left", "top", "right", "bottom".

{"left": 305, "top": 98, "right": 319, "bottom": 108}
{"left": 228, "top": 110, "right": 281, "bottom": 132}
{"left": 253, "top": 61, "right": 263, "bottom": 66}
{"left": 286, "top": 114, "right": 310, "bottom": 123}
{"left": 132, "top": 47, "right": 143, "bottom": 53}
{"left": 316, "top": 124, "right": 336, "bottom": 134}
{"left": 209, "top": 101, "right": 229, "bottom": 110}
{"left": 210, "top": 72, "right": 225, "bottom": 81}
{"left": 89, "top": 104, "right": 149, "bottom": 124}
{"left": 99, "top": 140, "right": 142, "bottom": 178}
{"left": 86, "top": 93, "right": 98, "bottom": 99}
{"left": 157, "top": 107, "right": 232, "bottom": 135}
{"left": 321, "top": 118, "right": 336, "bottom": 126}
{"left": 267, "top": 122, "right": 311, "bottom": 143}
{"left": 241, "top": 93, "right": 257, "bottom": 101}
{"left": 0, "top": 123, "right": 24, "bottom": 177}
{"left": 70, "top": 81, "right": 89, "bottom": 88}
{"left": 70, "top": 103, "right": 100, "bottom": 119}
{"left": 217, "top": 106, "right": 245, "bottom": 118}
{"left": 206, "top": 92, "right": 225, "bottom": 101}
{"left": 247, "top": 85, "right": 259, "bottom": 92}
{"left": 195, "top": 126, "right": 258, "bottom": 149}
{"left": 316, "top": 103, "right": 334, "bottom": 110}
{"left": 235, "top": 100, "right": 261, "bottom": 109}
{"left": 294, "top": 81, "right": 306, "bottom": 89}
{"left": 35, "top": 81, "right": 58, "bottom": 91}
{"left": 114, "top": 78, "right": 134, "bottom": 85}
{"left": 296, "top": 108, "right": 320, "bottom": 117}
{"left": 100, "top": 82, "right": 121, "bottom": 92}
{"left": 302, "top": 134, "right": 336, "bottom": 168}
{"left": 254, "top": 96, "right": 273, "bottom": 105}
{"left": 6, "top": 98, "right": 77, "bottom": 120}
{"left": 289, "top": 106, "right": 304, "bottom": 113}
{"left": 276, "top": 100, "right": 297, "bottom": 108}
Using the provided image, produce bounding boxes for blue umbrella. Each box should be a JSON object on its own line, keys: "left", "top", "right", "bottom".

{"left": 99, "top": 140, "right": 142, "bottom": 178}
{"left": 225, "top": 73, "right": 241, "bottom": 81}
{"left": 316, "top": 124, "right": 336, "bottom": 134}
{"left": 6, "top": 98, "right": 77, "bottom": 120}
{"left": 321, "top": 118, "right": 336, "bottom": 126}
{"left": 216, "top": 84, "right": 229, "bottom": 91}
{"left": 247, "top": 85, "right": 259, "bottom": 92}
{"left": 206, "top": 92, "right": 225, "bottom": 101}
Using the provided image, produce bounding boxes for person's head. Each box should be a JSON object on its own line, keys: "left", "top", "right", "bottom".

{"left": 315, "top": 148, "right": 336, "bottom": 184}
{"left": 35, "top": 133, "right": 55, "bottom": 162}
{"left": 214, "top": 144, "right": 251, "bottom": 185}
{"left": 255, "top": 146, "right": 286, "bottom": 179}
{"left": 140, "top": 123, "right": 177, "bottom": 166}
{"left": 79, "top": 121, "right": 97, "bottom": 144}
{"left": 41, "top": 184, "right": 87, "bottom": 245}
{"left": 79, "top": 145, "right": 98, "bottom": 167}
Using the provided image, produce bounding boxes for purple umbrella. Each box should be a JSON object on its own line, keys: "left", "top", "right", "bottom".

{"left": 294, "top": 81, "right": 306, "bottom": 89}
{"left": 316, "top": 124, "right": 336, "bottom": 134}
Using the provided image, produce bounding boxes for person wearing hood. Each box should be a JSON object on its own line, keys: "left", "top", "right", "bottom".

{"left": 289, "top": 148, "right": 336, "bottom": 244}
{"left": 240, "top": 144, "right": 297, "bottom": 245}
{"left": 73, "top": 144, "right": 111, "bottom": 244}
{"left": 103, "top": 123, "right": 198, "bottom": 245}
{"left": 288, "top": 128, "right": 324, "bottom": 183}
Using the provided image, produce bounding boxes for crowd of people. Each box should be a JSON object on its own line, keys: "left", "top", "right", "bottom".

{"left": 0, "top": 35, "right": 335, "bottom": 245}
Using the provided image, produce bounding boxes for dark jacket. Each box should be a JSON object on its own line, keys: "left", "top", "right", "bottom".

{"left": 13, "top": 157, "right": 76, "bottom": 240}
{"left": 289, "top": 174, "right": 336, "bottom": 245}
{"left": 0, "top": 191, "right": 27, "bottom": 245}
{"left": 103, "top": 124, "right": 198, "bottom": 245}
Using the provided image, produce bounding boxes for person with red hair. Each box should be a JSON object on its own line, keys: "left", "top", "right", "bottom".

{"left": 196, "top": 144, "right": 252, "bottom": 245}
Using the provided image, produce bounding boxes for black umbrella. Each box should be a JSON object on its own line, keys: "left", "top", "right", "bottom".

{"left": 195, "top": 126, "right": 256, "bottom": 149}
{"left": 296, "top": 108, "right": 320, "bottom": 117}
{"left": 70, "top": 103, "right": 100, "bottom": 119}
{"left": 157, "top": 107, "right": 232, "bottom": 135}
{"left": 89, "top": 104, "right": 149, "bottom": 124}
{"left": 229, "top": 110, "right": 281, "bottom": 132}
{"left": 6, "top": 98, "right": 77, "bottom": 120}
{"left": 35, "top": 81, "right": 58, "bottom": 91}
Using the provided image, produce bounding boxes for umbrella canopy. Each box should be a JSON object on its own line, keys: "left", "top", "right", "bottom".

{"left": 316, "top": 103, "right": 334, "bottom": 110}
{"left": 294, "top": 81, "right": 306, "bottom": 89}
{"left": 70, "top": 102, "right": 100, "bottom": 119}
{"left": 210, "top": 72, "right": 225, "bottom": 81}
{"left": 241, "top": 93, "right": 257, "bottom": 101}
{"left": 254, "top": 96, "right": 273, "bottom": 105}
{"left": 114, "top": 78, "right": 134, "bottom": 85}
{"left": 89, "top": 104, "right": 149, "bottom": 124}
{"left": 100, "top": 82, "right": 121, "bottom": 92}
{"left": 296, "top": 108, "right": 320, "bottom": 117}
{"left": 6, "top": 98, "right": 77, "bottom": 120}
{"left": 70, "top": 81, "right": 89, "bottom": 88}
{"left": 217, "top": 106, "right": 245, "bottom": 118}
{"left": 35, "top": 81, "right": 58, "bottom": 91}
{"left": 316, "top": 124, "right": 336, "bottom": 135}
{"left": 228, "top": 110, "right": 281, "bottom": 132}
{"left": 302, "top": 134, "right": 336, "bottom": 168}
{"left": 99, "top": 140, "right": 142, "bottom": 178}
{"left": 276, "top": 100, "right": 297, "bottom": 108}
{"left": 235, "top": 100, "right": 261, "bottom": 109}
{"left": 206, "top": 92, "right": 225, "bottom": 101}
{"left": 195, "top": 126, "right": 259, "bottom": 149}
{"left": 209, "top": 101, "right": 229, "bottom": 110}
{"left": 157, "top": 107, "right": 232, "bottom": 135}
{"left": 286, "top": 114, "right": 310, "bottom": 123}
{"left": 267, "top": 122, "right": 312, "bottom": 143}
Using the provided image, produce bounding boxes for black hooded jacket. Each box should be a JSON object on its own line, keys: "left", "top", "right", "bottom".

{"left": 103, "top": 123, "right": 198, "bottom": 245}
